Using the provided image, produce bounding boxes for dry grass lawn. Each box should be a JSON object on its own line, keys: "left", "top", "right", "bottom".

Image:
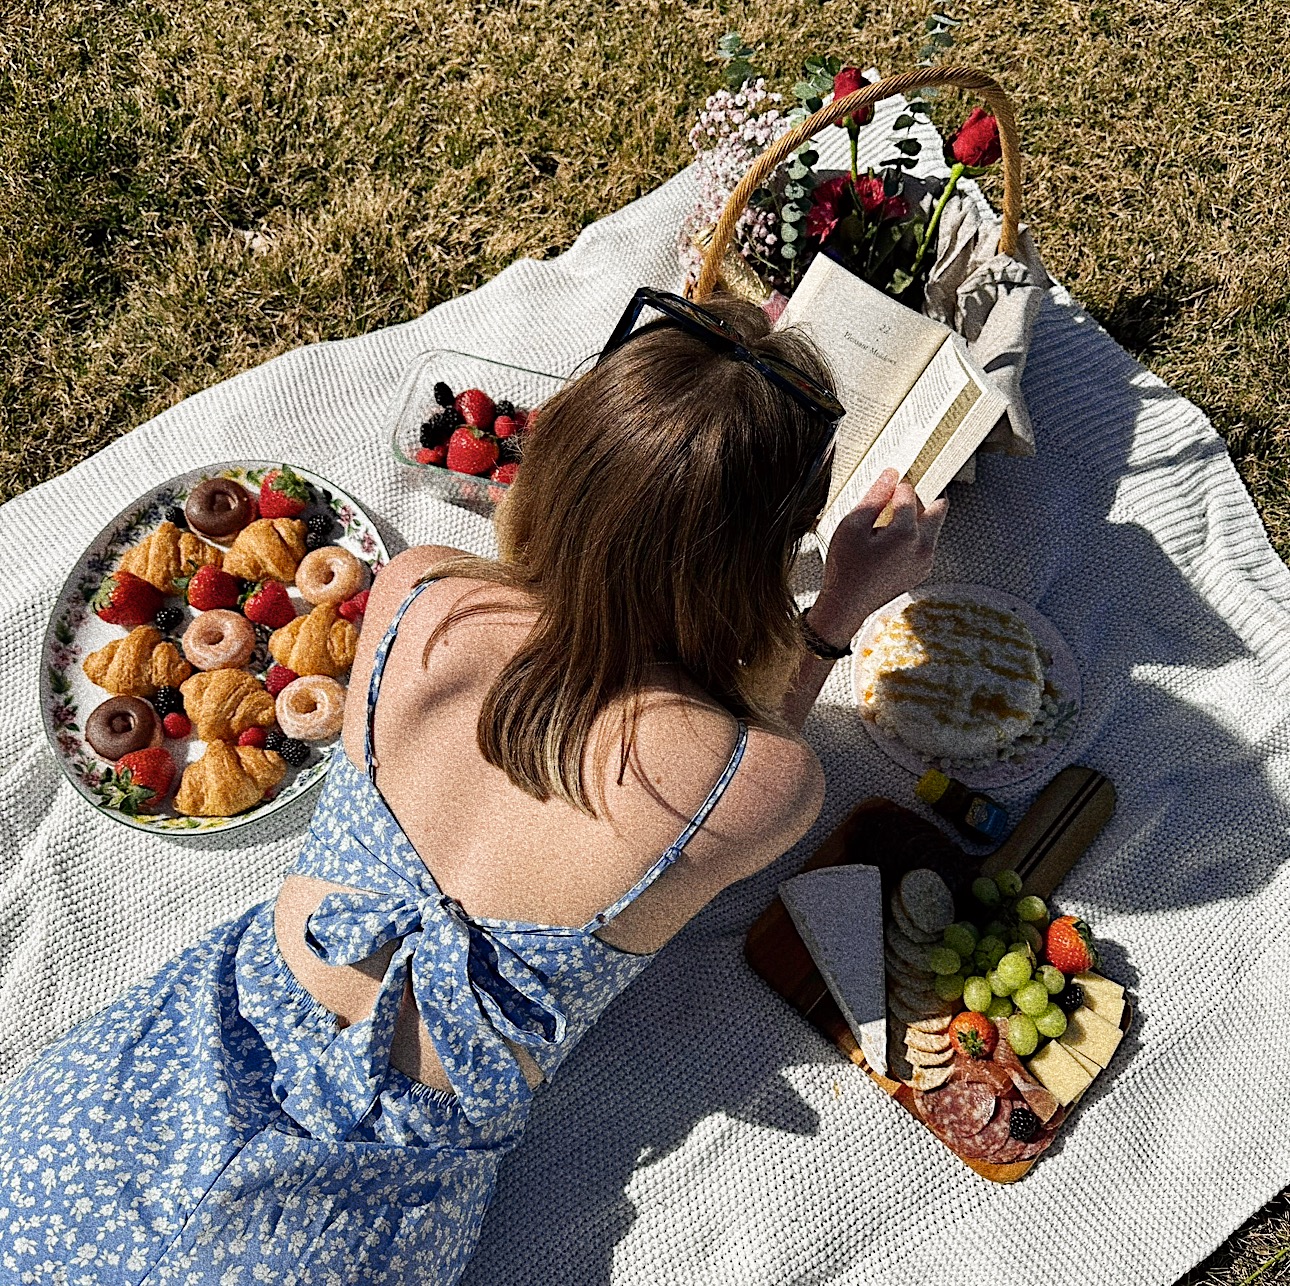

{"left": 1, "top": 0, "right": 1287, "bottom": 1278}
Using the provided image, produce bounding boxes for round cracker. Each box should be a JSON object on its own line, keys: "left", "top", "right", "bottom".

{"left": 884, "top": 947, "right": 935, "bottom": 989}
{"left": 887, "top": 992, "right": 933, "bottom": 1027}
{"left": 906, "top": 1044, "right": 954, "bottom": 1068}
{"left": 893, "top": 982, "right": 953, "bottom": 1018}
{"left": 905, "top": 1028, "right": 952, "bottom": 1053}
{"left": 910, "top": 1063, "right": 955, "bottom": 1091}
{"left": 899, "top": 869, "right": 956, "bottom": 936}
{"left": 890, "top": 894, "right": 939, "bottom": 945}
{"left": 885, "top": 924, "right": 932, "bottom": 972}
{"left": 908, "top": 1014, "right": 954, "bottom": 1034}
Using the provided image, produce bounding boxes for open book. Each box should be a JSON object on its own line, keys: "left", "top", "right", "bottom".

{"left": 775, "top": 252, "right": 1012, "bottom": 550}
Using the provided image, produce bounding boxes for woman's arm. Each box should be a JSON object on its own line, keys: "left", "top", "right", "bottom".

{"left": 781, "top": 469, "right": 948, "bottom": 729}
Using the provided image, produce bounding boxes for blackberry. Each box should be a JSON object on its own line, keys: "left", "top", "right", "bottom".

{"left": 498, "top": 434, "right": 523, "bottom": 464}
{"left": 253, "top": 622, "right": 273, "bottom": 647}
{"left": 419, "top": 406, "right": 460, "bottom": 447}
{"left": 305, "top": 512, "right": 335, "bottom": 551}
{"left": 152, "top": 686, "right": 185, "bottom": 718}
{"left": 433, "top": 381, "right": 455, "bottom": 408}
{"left": 1056, "top": 982, "right": 1085, "bottom": 1014}
{"left": 276, "top": 736, "right": 309, "bottom": 767}
{"left": 165, "top": 506, "right": 188, "bottom": 530}
{"left": 154, "top": 605, "right": 184, "bottom": 633}
{"left": 493, "top": 399, "right": 515, "bottom": 418}
{"left": 1008, "top": 1106, "right": 1039, "bottom": 1142}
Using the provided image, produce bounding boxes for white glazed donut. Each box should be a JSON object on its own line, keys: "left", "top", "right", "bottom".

{"left": 182, "top": 609, "right": 257, "bottom": 671}
{"left": 295, "top": 546, "right": 370, "bottom": 606}
{"left": 276, "top": 675, "right": 347, "bottom": 741}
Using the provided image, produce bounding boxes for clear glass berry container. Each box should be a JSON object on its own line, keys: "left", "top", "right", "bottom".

{"left": 387, "top": 348, "right": 569, "bottom": 518}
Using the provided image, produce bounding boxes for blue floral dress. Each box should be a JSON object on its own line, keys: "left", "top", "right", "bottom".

{"left": 0, "top": 580, "right": 747, "bottom": 1285}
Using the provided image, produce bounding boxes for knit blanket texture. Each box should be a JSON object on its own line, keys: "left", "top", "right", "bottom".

{"left": 1, "top": 101, "right": 1287, "bottom": 1286}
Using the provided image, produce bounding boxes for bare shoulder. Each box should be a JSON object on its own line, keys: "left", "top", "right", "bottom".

{"left": 363, "top": 545, "right": 467, "bottom": 629}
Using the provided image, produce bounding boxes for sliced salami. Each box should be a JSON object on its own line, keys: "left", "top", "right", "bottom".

{"left": 1015, "top": 1106, "right": 1067, "bottom": 1160}
{"left": 1007, "top": 1067, "right": 1060, "bottom": 1124}
{"left": 951, "top": 1054, "right": 1014, "bottom": 1095}
{"left": 921, "top": 1082, "right": 998, "bottom": 1140}
{"left": 954, "top": 1096, "right": 1017, "bottom": 1161}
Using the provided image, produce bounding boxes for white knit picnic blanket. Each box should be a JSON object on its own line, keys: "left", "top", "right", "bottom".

{"left": 2, "top": 102, "right": 1288, "bottom": 1286}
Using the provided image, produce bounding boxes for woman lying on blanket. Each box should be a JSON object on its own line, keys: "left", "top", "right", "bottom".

{"left": 0, "top": 290, "right": 946, "bottom": 1284}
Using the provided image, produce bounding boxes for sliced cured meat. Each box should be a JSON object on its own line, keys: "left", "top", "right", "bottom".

{"left": 1007, "top": 1067, "right": 1060, "bottom": 1124}
{"left": 955, "top": 1096, "right": 1016, "bottom": 1161}
{"left": 951, "top": 1053, "right": 1014, "bottom": 1095}
{"left": 921, "top": 1082, "right": 998, "bottom": 1140}
{"left": 1016, "top": 1107, "right": 1067, "bottom": 1159}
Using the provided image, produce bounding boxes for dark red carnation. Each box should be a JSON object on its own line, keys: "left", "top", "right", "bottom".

{"left": 950, "top": 107, "right": 1002, "bottom": 167}
{"left": 855, "top": 175, "right": 886, "bottom": 215}
{"left": 805, "top": 175, "right": 850, "bottom": 240}
{"left": 882, "top": 193, "right": 911, "bottom": 221}
{"left": 833, "top": 67, "right": 874, "bottom": 128}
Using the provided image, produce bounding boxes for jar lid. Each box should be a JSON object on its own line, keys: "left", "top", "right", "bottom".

{"left": 915, "top": 768, "right": 951, "bottom": 805}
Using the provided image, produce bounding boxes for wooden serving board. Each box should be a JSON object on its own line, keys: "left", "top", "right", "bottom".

{"left": 745, "top": 768, "right": 1127, "bottom": 1183}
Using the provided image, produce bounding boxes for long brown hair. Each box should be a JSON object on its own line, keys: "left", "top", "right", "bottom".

{"left": 420, "top": 293, "right": 835, "bottom": 812}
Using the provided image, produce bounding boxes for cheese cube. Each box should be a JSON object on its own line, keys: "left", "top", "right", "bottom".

{"left": 1060, "top": 1006, "right": 1123, "bottom": 1069}
{"left": 1064, "top": 1043, "right": 1102, "bottom": 1079}
{"left": 1073, "top": 971, "right": 1125, "bottom": 1027}
{"left": 1028, "top": 1040, "right": 1094, "bottom": 1106}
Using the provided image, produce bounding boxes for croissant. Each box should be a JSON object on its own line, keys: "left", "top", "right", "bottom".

{"left": 269, "top": 603, "right": 358, "bottom": 678}
{"left": 222, "top": 518, "right": 307, "bottom": 583}
{"left": 180, "top": 669, "right": 277, "bottom": 741}
{"left": 174, "top": 739, "right": 286, "bottom": 817}
{"left": 119, "top": 521, "right": 222, "bottom": 594}
{"left": 83, "top": 626, "right": 193, "bottom": 697}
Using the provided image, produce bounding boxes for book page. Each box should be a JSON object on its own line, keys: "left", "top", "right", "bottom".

{"left": 815, "top": 338, "right": 973, "bottom": 547}
{"left": 775, "top": 254, "right": 950, "bottom": 511}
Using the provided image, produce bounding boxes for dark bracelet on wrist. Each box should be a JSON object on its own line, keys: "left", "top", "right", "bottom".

{"left": 799, "top": 608, "right": 853, "bottom": 662}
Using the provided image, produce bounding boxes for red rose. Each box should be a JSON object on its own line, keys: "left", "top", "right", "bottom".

{"left": 950, "top": 107, "right": 1002, "bottom": 167}
{"left": 805, "top": 175, "right": 850, "bottom": 240}
{"left": 882, "top": 193, "right": 911, "bottom": 220}
{"left": 855, "top": 175, "right": 886, "bottom": 215}
{"left": 833, "top": 67, "right": 874, "bottom": 127}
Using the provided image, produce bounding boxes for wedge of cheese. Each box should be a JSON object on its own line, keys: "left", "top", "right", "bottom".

{"left": 1060, "top": 1005, "right": 1123, "bottom": 1069}
{"left": 1064, "top": 1043, "right": 1102, "bottom": 1079}
{"left": 1073, "top": 971, "right": 1125, "bottom": 1027}
{"left": 1028, "top": 1040, "right": 1093, "bottom": 1106}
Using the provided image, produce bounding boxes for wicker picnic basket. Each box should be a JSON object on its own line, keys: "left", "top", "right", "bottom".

{"left": 687, "top": 65, "right": 1023, "bottom": 304}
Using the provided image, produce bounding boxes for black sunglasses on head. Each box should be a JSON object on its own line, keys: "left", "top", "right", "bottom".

{"left": 598, "top": 288, "right": 845, "bottom": 484}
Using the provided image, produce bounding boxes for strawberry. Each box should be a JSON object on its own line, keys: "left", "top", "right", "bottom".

{"left": 454, "top": 388, "right": 496, "bottom": 431}
{"left": 162, "top": 712, "right": 191, "bottom": 739}
{"left": 493, "top": 415, "right": 521, "bottom": 440}
{"left": 414, "top": 447, "right": 434, "bottom": 465}
{"left": 338, "top": 589, "right": 369, "bottom": 622}
{"left": 103, "top": 747, "right": 176, "bottom": 814}
{"left": 265, "top": 664, "right": 298, "bottom": 697}
{"left": 179, "top": 564, "right": 241, "bottom": 611}
{"left": 414, "top": 444, "right": 448, "bottom": 466}
{"left": 1044, "top": 916, "right": 1099, "bottom": 974}
{"left": 489, "top": 462, "right": 519, "bottom": 485}
{"left": 948, "top": 1010, "right": 998, "bottom": 1059}
{"left": 238, "top": 727, "right": 268, "bottom": 748}
{"left": 258, "top": 465, "right": 311, "bottom": 519}
{"left": 93, "top": 570, "right": 163, "bottom": 627}
{"left": 242, "top": 579, "right": 296, "bottom": 629}
{"left": 446, "top": 427, "right": 499, "bottom": 477}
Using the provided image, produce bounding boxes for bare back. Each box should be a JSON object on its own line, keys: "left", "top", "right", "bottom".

{"left": 275, "top": 545, "right": 824, "bottom": 1089}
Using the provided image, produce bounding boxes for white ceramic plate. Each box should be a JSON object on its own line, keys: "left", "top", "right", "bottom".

{"left": 40, "top": 461, "right": 389, "bottom": 835}
{"left": 850, "top": 583, "right": 1081, "bottom": 788}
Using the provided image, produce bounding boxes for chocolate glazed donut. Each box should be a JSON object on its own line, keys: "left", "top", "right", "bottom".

{"left": 185, "top": 478, "right": 255, "bottom": 542}
{"left": 86, "top": 696, "right": 163, "bottom": 760}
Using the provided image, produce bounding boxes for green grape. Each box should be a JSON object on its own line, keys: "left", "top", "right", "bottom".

{"left": 1014, "top": 980, "right": 1050, "bottom": 1016}
{"left": 926, "top": 946, "right": 962, "bottom": 976}
{"left": 1006, "top": 1012, "right": 1039, "bottom": 1055}
{"left": 971, "top": 876, "right": 1001, "bottom": 907}
{"left": 963, "top": 976, "right": 993, "bottom": 1012}
{"left": 1015, "top": 895, "right": 1049, "bottom": 923}
{"left": 987, "top": 969, "right": 1013, "bottom": 997}
{"left": 1037, "top": 964, "right": 1066, "bottom": 994}
{"left": 986, "top": 996, "right": 1015, "bottom": 1019}
{"left": 1021, "top": 923, "right": 1045, "bottom": 954}
{"left": 996, "top": 870, "right": 1024, "bottom": 898}
{"left": 977, "top": 934, "right": 1005, "bottom": 960}
{"left": 1008, "top": 942, "right": 1034, "bottom": 964}
{"left": 985, "top": 939, "right": 1008, "bottom": 969}
{"left": 984, "top": 919, "right": 1011, "bottom": 940}
{"left": 996, "top": 951, "right": 1033, "bottom": 992}
{"left": 934, "top": 972, "right": 965, "bottom": 1001}
{"left": 1035, "top": 1004, "right": 1069, "bottom": 1038}
{"left": 942, "top": 922, "right": 978, "bottom": 957}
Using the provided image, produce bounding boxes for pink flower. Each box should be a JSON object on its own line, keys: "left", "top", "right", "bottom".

{"left": 832, "top": 67, "right": 874, "bottom": 128}
{"left": 950, "top": 108, "right": 1002, "bottom": 167}
{"left": 855, "top": 175, "right": 886, "bottom": 215}
{"left": 806, "top": 175, "right": 850, "bottom": 240}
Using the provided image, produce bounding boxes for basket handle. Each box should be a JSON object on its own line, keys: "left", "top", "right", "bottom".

{"left": 689, "top": 66, "right": 1022, "bottom": 302}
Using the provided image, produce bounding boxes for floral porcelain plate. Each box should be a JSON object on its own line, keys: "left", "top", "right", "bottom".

{"left": 850, "top": 584, "right": 1082, "bottom": 790}
{"left": 40, "top": 462, "right": 389, "bottom": 835}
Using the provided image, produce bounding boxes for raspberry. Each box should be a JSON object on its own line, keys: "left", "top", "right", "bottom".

{"left": 490, "top": 462, "right": 519, "bottom": 484}
{"left": 162, "top": 712, "right": 192, "bottom": 739}
{"left": 154, "top": 605, "right": 184, "bottom": 633}
{"left": 1008, "top": 1106, "right": 1040, "bottom": 1142}
{"left": 338, "top": 589, "right": 369, "bottom": 622}
{"left": 433, "top": 381, "right": 455, "bottom": 408}
{"left": 238, "top": 727, "right": 268, "bottom": 748}
{"left": 492, "top": 415, "right": 521, "bottom": 439}
{"left": 414, "top": 447, "right": 435, "bottom": 464}
{"left": 265, "top": 665, "right": 298, "bottom": 697}
{"left": 151, "top": 686, "right": 185, "bottom": 718}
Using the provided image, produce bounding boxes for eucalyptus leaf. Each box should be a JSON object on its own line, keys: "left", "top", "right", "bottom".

{"left": 781, "top": 243, "right": 798, "bottom": 260}
{"left": 810, "top": 72, "right": 834, "bottom": 94}
{"left": 792, "top": 81, "right": 818, "bottom": 100}
{"left": 895, "top": 138, "right": 922, "bottom": 154}
{"left": 826, "top": 55, "right": 843, "bottom": 74}
{"left": 803, "top": 56, "right": 825, "bottom": 74}
{"left": 785, "top": 181, "right": 806, "bottom": 199}
{"left": 806, "top": 96, "right": 823, "bottom": 112}
{"left": 893, "top": 114, "right": 915, "bottom": 131}
{"left": 798, "top": 148, "right": 819, "bottom": 166}
{"left": 781, "top": 223, "right": 799, "bottom": 242}
{"left": 908, "top": 99, "right": 932, "bottom": 116}
{"left": 931, "top": 30, "right": 954, "bottom": 45}
{"left": 931, "top": 11, "right": 962, "bottom": 25}
{"left": 889, "top": 267, "right": 914, "bottom": 295}
{"left": 786, "top": 106, "right": 809, "bottom": 127}
{"left": 783, "top": 204, "right": 804, "bottom": 222}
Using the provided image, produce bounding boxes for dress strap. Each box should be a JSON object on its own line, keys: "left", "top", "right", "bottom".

{"left": 365, "top": 578, "right": 439, "bottom": 784}
{"left": 583, "top": 718, "right": 748, "bottom": 931}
